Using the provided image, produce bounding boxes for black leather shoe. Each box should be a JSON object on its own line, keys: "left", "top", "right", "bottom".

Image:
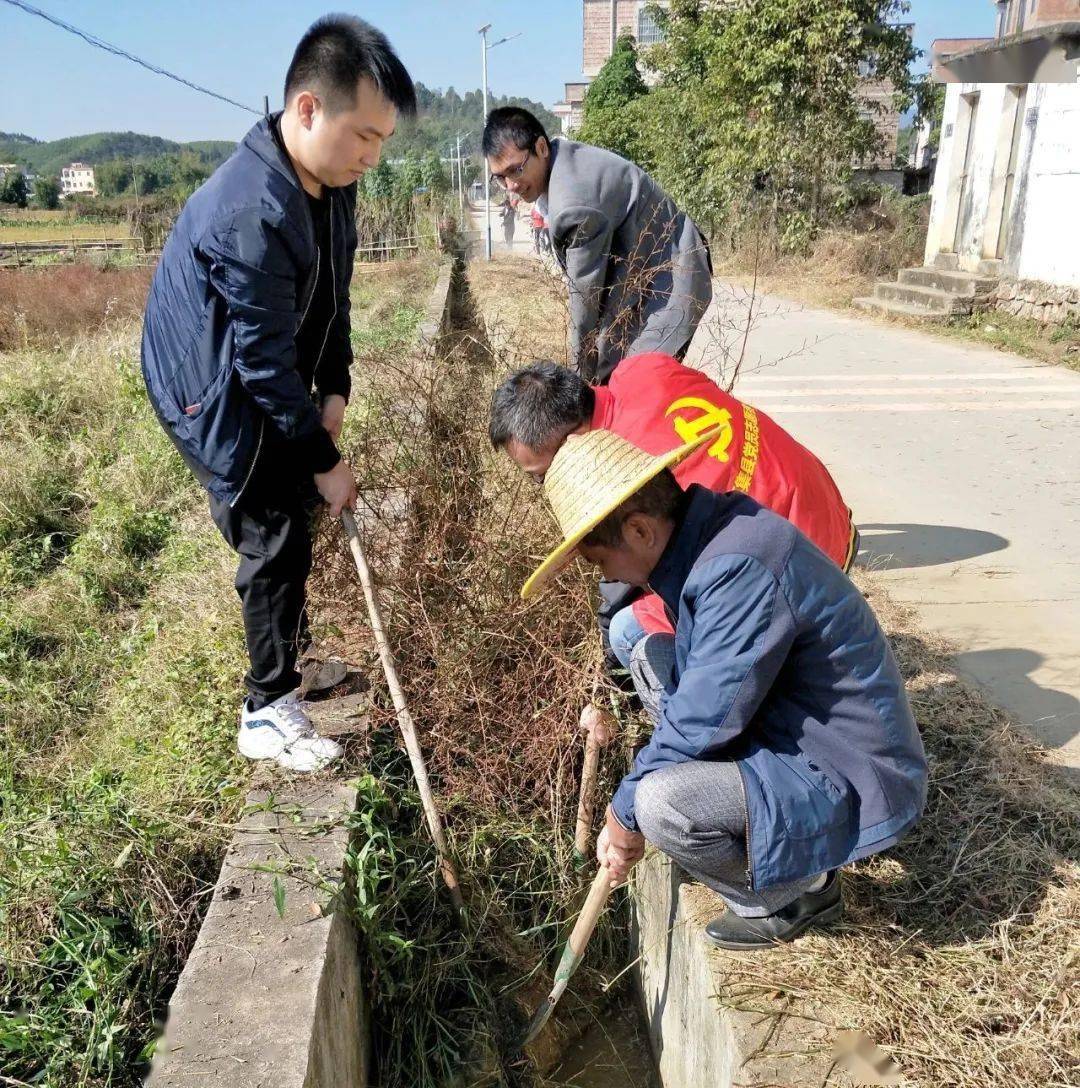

{"left": 703, "top": 872, "right": 843, "bottom": 951}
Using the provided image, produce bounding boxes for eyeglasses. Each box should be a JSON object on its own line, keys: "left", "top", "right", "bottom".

{"left": 490, "top": 149, "right": 532, "bottom": 188}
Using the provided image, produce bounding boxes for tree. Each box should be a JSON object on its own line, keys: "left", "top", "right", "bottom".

{"left": 95, "top": 159, "right": 131, "bottom": 197}
{"left": 362, "top": 160, "right": 394, "bottom": 201}
{"left": 641, "top": 0, "right": 920, "bottom": 241}
{"left": 0, "top": 170, "right": 29, "bottom": 207}
{"left": 586, "top": 32, "right": 648, "bottom": 113}
{"left": 32, "top": 175, "right": 60, "bottom": 209}
{"left": 577, "top": 32, "right": 651, "bottom": 161}
{"left": 393, "top": 153, "right": 424, "bottom": 202}
{"left": 420, "top": 151, "right": 449, "bottom": 196}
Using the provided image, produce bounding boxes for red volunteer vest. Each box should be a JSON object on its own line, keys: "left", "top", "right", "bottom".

{"left": 592, "top": 353, "right": 856, "bottom": 634}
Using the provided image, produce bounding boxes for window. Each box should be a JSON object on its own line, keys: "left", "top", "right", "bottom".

{"left": 637, "top": 3, "right": 664, "bottom": 47}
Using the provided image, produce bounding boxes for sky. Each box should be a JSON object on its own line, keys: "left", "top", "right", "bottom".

{"left": 1, "top": 0, "right": 994, "bottom": 144}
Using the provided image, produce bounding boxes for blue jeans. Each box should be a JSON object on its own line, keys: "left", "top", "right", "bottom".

{"left": 608, "top": 605, "right": 648, "bottom": 670}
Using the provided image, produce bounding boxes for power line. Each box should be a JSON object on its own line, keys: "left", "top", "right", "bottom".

{"left": 2, "top": 0, "right": 261, "bottom": 116}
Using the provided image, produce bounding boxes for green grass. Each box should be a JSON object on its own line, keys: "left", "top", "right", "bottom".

{"left": 0, "top": 321, "right": 247, "bottom": 1086}
{"left": 0, "top": 255, "right": 447, "bottom": 1086}
{"left": 351, "top": 302, "right": 426, "bottom": 353}
{"left": 940, "top": 311, "right": 1080, "bottom": 372}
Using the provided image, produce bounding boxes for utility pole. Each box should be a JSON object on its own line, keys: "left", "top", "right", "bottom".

{"left": 456, "top": 133, "right": 464, "bottom": 216}
{"left": 479, "top": 23, "right": 492, "bottom": 260}
{"left": 478, "top": 25, "right": 523, "bottom": 261}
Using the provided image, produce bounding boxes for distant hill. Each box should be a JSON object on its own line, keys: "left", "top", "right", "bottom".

{"left": 387, "top": 84, "right": 561, "bottom": 160}
{"left": 0, "top": 132, "right": 236, "bottom": 177}
{"left": 2, "top": 81, "right": 561, "bottom": 178}
{"left": 0, "top": 132, "right": 40, "bottom": 147}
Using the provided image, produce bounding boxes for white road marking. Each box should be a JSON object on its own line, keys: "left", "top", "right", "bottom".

{"left": 738, "top": 385, "right": 1070, "bottom": 398}
{"left": 744, "top": 400, "right": 1080, "bottom": 414}
{"left": 737, "top": 371, "right": 1072, "bottom": 383}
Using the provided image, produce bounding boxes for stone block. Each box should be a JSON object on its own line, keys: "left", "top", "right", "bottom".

{"left": 148, "top": 782, "right": 367, "bottom": 1088}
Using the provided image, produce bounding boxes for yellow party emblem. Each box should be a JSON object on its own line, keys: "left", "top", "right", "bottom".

{"left": 664, "top": 396, "right": 735, "bottom": 462}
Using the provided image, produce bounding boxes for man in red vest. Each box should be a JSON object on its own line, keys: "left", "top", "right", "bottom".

{"left": 489, "top": 353, "right": 857, "bottom": 668}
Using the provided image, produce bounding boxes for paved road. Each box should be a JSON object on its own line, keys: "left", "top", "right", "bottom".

{"left": 466, "top": 199, "right": 538, "bottom": 259}
{"left": 687, "top": 285, "right": 1080, "bottom": 775}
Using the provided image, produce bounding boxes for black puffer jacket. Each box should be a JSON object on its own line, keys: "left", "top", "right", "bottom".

{"left": 141, "top": 114, "right": 356, "bottom": 505}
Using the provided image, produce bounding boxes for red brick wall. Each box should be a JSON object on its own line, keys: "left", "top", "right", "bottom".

{"left": 583, "top": 0, "right": 649, "bottom": 77}
{"left": 1033, "top": 0, "right": 1080, "bottom": 25}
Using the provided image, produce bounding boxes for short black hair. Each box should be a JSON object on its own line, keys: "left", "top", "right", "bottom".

{"left": 482, "top": 106, "right": 548, "bottom": 157}
{"left": 582, "top": 469, "right": 684, "bottom": 549}
{"left": 489, "top": 362, "right": 595, "bottom": 450}
{"left": 285, "top": 15, "right": 417, "bottom": 117}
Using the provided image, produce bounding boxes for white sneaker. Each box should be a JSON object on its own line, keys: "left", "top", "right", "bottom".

{"left": 237, "top": 691, "right": 343, "bottom": 772}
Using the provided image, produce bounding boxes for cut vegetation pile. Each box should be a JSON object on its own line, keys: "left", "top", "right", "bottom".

{"left": 463, "top": 254, "right": 1080, "bottom": 1088}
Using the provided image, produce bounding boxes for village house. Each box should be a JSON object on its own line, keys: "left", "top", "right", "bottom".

{"left": 858, "top": 0, "right": 1080, "bottom": 323}
{"left": 60, "top": 162, "right": 96, "bottom": 197}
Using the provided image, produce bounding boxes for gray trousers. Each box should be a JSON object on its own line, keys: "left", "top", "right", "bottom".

{"left": 629, "top": 635, "right": 821, "bottom": 918}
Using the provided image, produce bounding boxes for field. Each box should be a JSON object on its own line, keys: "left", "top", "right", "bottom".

{"left": 0, "top": 255, "right": 439, "bottom": 1086}
{"left": 0, "top": 223, "right": 134, "bottom": 243}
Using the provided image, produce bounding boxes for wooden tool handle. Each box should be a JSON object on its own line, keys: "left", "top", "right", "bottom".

{"left": 574, "top": 729, "right": 601, "bottom": 858}
{"left": 567, "top": 865, "right": 614, "bottom": 957}
{"left": 340, "top": 510, "right": 466, "bottom": 919}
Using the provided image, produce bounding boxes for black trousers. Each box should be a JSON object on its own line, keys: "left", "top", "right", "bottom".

{"left": 209, "top": 434, "right": 320, "bottom": 711}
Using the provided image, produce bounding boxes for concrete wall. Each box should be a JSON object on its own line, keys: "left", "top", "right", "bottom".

{"left": 632, "top": 850, "right": 841, "bottom": 1088}
{"left": 925, "top": 81, "right": 1080, "bottom": 288}
{"left": 147, "top": 783, "right": 369, "bottom": 1088}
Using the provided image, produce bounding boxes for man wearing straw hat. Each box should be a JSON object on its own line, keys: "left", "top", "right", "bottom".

{"left": 520, "top": 428, "right": 927, "bottom": 948}
{"left": 490, "top": 354, "right": 856, "bottom": 678}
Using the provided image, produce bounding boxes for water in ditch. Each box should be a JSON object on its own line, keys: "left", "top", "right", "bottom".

{"left": 536, "top": 1002, "right": 657, "bottom": 1088}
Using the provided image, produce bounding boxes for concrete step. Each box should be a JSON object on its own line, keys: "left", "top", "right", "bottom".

{"left": 930, "top": 253, "right": 1003, "bottom": 277}
{"left": 871, "top": 281, "right": 974, "bottom": 314}
{"left": 898, "top": 266, "right": 999, "bottom": 296}
{"left": 853, "top": 296, "right": 954, "bottom": 323}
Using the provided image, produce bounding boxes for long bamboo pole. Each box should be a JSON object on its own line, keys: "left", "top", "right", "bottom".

{"left": 340, "top": 510, "right": 466, "bottom": 920}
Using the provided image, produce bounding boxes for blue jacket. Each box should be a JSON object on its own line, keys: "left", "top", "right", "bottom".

{"left": 612, "top": 486, "right": 927, "bottom": 890}
{"left": 140, "top": 114, "right": 357, "bottom": 505}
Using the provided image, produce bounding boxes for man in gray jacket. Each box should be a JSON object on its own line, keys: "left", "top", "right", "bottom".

{"left": 482, "top": 108, "right": 713, "bottom": 383}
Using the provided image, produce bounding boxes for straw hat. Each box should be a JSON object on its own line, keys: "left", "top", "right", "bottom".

{"left": 521, "top": 425, "right": 723, "bottom": 600}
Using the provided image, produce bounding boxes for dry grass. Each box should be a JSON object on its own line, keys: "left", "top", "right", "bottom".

{"left": 0, "top": 224, "right": 132, "bottom": 243}
{"left": 705, "top": 573, "right": 1080, "bottom": 1088}
{"left": 713, "top": 197, "right": 930, "bottom": 311}
{"left": 0, "top": 263, "right": 152, "bottom": 350}
{"left": 464, "top": 251, "right": 1080, "bottom": 1088}
{"left": 468, "top": 254, "right": 570, "bottom": 366}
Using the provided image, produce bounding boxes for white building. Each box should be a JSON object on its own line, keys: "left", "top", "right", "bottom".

{"left": 60, "top": 162, "right": 95, "bottom": 197}
{"left": 859, "top": 8, "right": 1079, "bottom": 323}
{"left": 924, "top": 81, "right": 1079, "bottom": 288}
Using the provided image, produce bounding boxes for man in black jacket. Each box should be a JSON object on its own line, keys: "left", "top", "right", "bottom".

{"left": 141, "top": 16, "right": 415, "bottom": 770}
